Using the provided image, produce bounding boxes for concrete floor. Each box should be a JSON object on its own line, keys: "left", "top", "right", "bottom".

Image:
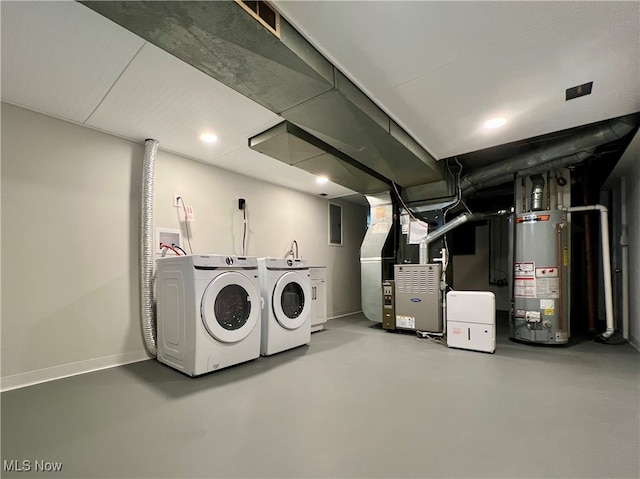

{"left": 2, "top": 313, "right": 639, "bottom": 478}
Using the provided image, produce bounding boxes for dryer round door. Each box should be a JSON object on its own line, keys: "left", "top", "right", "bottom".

{"left": 272, "top": 271, "right": 311, "bottom": 330}
{"left": 201, "top": 271, "right": 260, "bottom": 343}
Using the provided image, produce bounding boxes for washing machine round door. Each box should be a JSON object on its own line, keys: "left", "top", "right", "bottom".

{"left": 201, "top": 271, "right": 260, "bottom": 343}
{"left": 272, "top": 271, "right": 311, "bottom": 330}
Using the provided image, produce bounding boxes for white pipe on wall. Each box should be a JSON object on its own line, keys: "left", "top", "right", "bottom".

{"left": 564, "top": 204, "right": 615, "bottom": 339}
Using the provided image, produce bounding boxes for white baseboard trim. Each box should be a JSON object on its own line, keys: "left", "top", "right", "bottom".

{"left": 1, "top": 350, "right": 152, "bottom": 392}
{"left": 328, "top": 310, "right": 363, "bottom": 320}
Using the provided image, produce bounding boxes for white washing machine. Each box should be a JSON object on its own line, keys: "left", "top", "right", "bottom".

{"left": 258, "top": 258, "right": 312, "bottom": 356}
{"left": 155, "top": 254, "right": 262, "bottom": 376}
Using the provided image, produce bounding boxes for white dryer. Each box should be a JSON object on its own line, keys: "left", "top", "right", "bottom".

{"left": 258, "top": 258, "right": 312, "bottom": 356}
{"left": 155, "top": 255, "right": 262, "bottom": 376}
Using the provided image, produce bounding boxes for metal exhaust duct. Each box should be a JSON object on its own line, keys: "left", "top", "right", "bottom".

{"left": 141, "top": 139, "right": 159, "bottom": 357}
{"left": 82, "top": 1, "right": 444, "bottom": 196}
{"left": 461, "top": 116, "right": 635, "bottom": 196}
{"left": 464, "top": 150, "right": 594, "bottom": 196}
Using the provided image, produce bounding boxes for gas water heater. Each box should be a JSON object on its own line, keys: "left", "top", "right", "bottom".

{"left": 511, "top": 171, "right": 571, "bottom": 344}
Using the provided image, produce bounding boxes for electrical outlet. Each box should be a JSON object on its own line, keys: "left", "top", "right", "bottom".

{"left": 173, "top": 194, "right": 181, "bottom": 207}
{"left": 185, "top": 205, "right": 195, "bottom": 222}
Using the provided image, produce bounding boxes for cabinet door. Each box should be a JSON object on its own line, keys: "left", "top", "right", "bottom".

{"left": 314, "top": 279, "right": 327, "bottom": 323}
{"left": 309, "top": 268, "right": 327, "bottom": 329}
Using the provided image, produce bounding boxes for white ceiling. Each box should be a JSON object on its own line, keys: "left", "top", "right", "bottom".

{"left": 2, "top": 1, "right": 639, "bottom": 194}
{"left": 0, "top": 1, "right": 356, "bottom": 199}
{"left": 274, "top": 1, "right": 640, "bottom": 162}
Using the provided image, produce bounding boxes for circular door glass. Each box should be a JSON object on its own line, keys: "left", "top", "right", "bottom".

{"left": 215, "top": 284, "right": 251, "bottom": 331}
{"left": 281, "top": 282, "right": 304, "bottom": 319}
{"left": 273, "top": 271, "right": 311, "bottom": 330}
{"left": 201, "top": 271, "right": 259, "bottom": 343}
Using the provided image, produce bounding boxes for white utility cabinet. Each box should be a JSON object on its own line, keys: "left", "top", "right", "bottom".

{"left": 309, "top": 267, "right": 327, "bottom": 332}
{"left": 446, "top": 291, "right": 496, "bottom": 353}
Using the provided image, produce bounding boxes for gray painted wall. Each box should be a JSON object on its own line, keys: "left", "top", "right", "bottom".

{"left": 451, "top": 222, "right": 511, "bottom": 311}
{"left": 1, "top": 103, "right": 367, "bottom": 387}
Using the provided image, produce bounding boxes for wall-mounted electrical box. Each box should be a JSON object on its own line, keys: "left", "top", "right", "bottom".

{"left": 155, "top": 227, "right": 182, "bottom": 254}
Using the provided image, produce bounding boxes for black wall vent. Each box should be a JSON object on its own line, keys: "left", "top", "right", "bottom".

{"left": 236, "top": 0, "right": 280, "bottom": 37}
{"left": 566, "top": 81, "right": 593, "bottom": 101}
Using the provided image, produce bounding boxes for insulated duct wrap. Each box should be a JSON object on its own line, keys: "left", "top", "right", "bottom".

{"left": 460, "top": 116, "right": 635, "bottom": 196}
{"left": 141, "top": 139, "right": 159, "bottom": 356}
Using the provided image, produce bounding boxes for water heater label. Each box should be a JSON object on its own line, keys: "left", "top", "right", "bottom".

{"left": 536, "top": 278, "right": 559, "bottom": 298}
{"left": 540, "top": 299, "right": 554, "bottom": 310}
{"left": 514, "top": 262, "right": 535, "bottom": 278}
{"left": 514, "top": 278, "right": 536, "bottom": 298}
{"left": 536, "top": 267, "right": 558, "bottom": 278}
{"left": 516, "top": 214, "right": 550, "bottom": 223}
{"left": 525, "top": 311, "right": 541, "bottom": 322}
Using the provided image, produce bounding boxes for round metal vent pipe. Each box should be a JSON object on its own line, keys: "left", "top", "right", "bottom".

{"left": 529, "top": 174, "right": 546, "bottom": 211}
{"left": 462, "top": 151, "right": 592, "bottom": 196}
{"left": 419, "top": 212, "right": 472, "bottom": 263}
{"left": 461, "top": 117, "right": 635, "bottom": 196}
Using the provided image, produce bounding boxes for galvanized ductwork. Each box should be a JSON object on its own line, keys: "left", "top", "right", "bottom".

{"left": 141, "top": 139, "right": 159, "bottom": 357}
{"left": 249, "top": 121, "right": 391, "bottom": 194}
{"left": 81, "top": 1, "right": 443, "bottom": 196}
{"left": 461, "top": 116, "right": 635, "bottom": 196}
{"left": 360, "top": 192, "right": 394, "bottom": 322}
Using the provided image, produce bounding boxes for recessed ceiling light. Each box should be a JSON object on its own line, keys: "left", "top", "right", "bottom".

{"left": 200, "top": 133, "right": 218, "bottom": 143}
{"left": 316, "top": 176, "right": 329, "bottom": 184}
{"left": 484, "top": 117, "right": 506, "bottom": 129}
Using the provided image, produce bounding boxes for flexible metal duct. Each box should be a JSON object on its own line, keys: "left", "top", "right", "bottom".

{"left": 141, "top": 139, "right": 159, "bottom": 357}
{"left": 463, "top": 150, "right": 593, "bottom": 196}
{"left": 461, "top": 117, "right": 635, "bottom": 195}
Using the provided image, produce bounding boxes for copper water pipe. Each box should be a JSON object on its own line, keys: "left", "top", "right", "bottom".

{"left": 556, "top": 223, "right": 565, "bottom": 332}
{"left": 583, "top": 179, "right": 597, "bottom": 332}
{"left": 546, "top": 171, "right": 551, "bottom": 210}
